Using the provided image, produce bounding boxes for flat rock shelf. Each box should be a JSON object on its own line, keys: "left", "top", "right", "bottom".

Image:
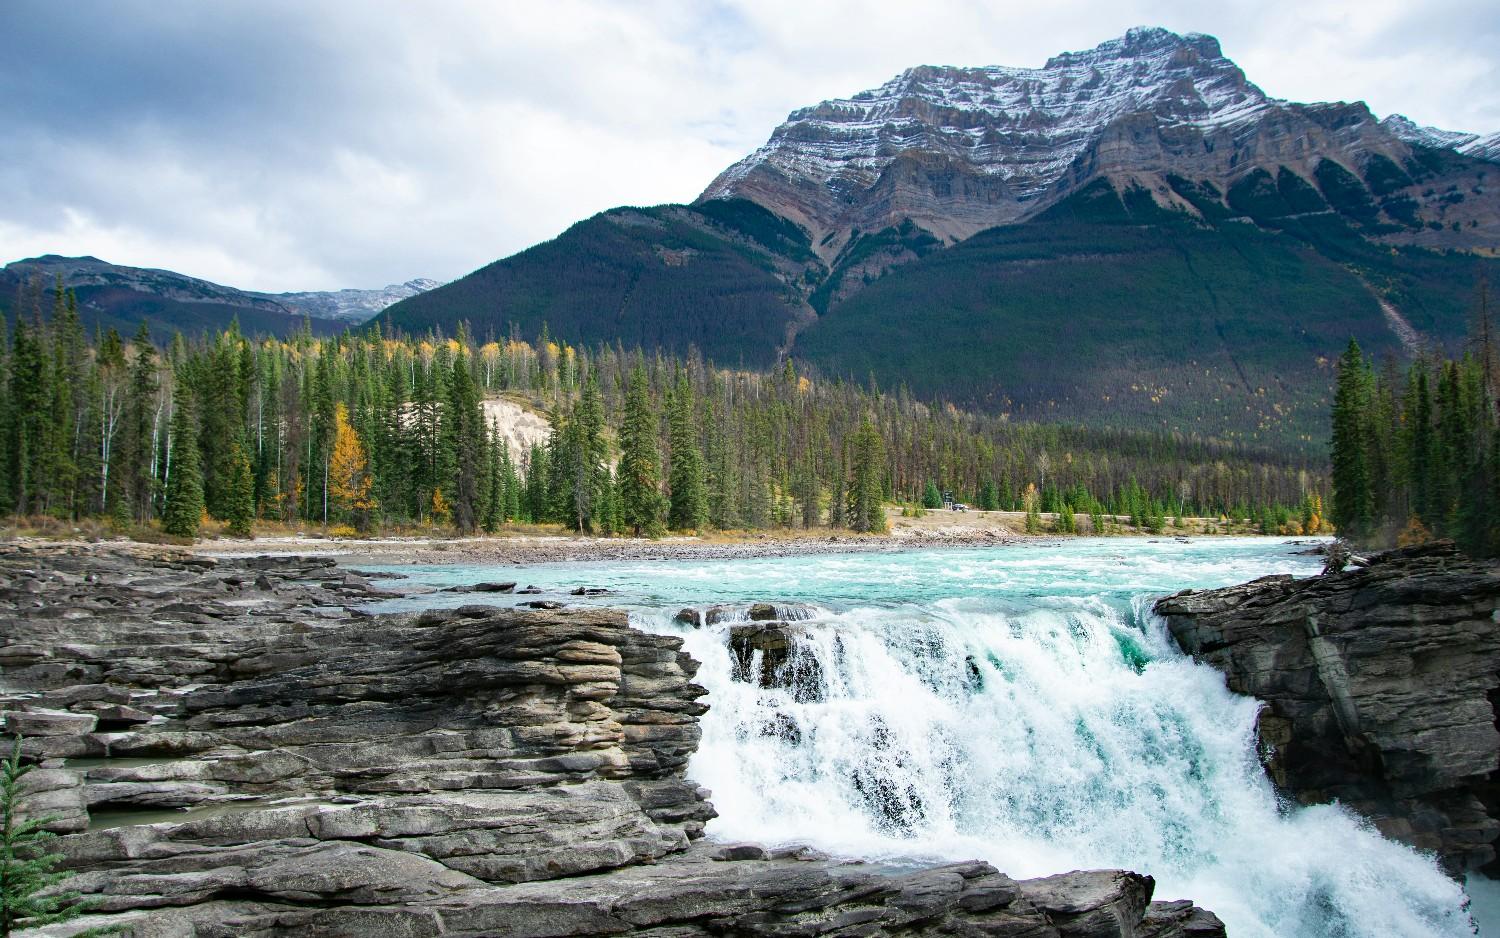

{"left": 0, "top": 544, "right": 1222, "bottom": 937}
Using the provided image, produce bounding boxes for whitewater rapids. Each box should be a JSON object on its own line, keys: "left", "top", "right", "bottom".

{"left": 373, "top": 538, "right": 1477, "bottom": 937}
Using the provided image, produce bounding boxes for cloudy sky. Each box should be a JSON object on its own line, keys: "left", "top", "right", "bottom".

{"left": 2, "top": 0, "right": 1496, "bottom": 292}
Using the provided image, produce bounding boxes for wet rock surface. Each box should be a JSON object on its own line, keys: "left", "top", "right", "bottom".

{"left": 2, "top": 544, "right": 1220, "bottom": 937}
{"left": 1155, "top": 541, "right": 1500, "bottom": 872}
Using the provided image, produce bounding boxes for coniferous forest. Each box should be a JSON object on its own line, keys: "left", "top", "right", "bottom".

{"left": 1328, "top": 286, "right": 1500, "bottom": 557}
{"left": 3, "top": 278, "right": 1329, "bottom": 541}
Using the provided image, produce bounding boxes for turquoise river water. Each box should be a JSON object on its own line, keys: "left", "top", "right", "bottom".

{"left": 366, "top": 536, "right": 1488, "bottom": 938}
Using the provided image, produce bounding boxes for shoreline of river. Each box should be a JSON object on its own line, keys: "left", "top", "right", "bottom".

{"left": 10, "top": 528, "right": 1321, "bottom": 567}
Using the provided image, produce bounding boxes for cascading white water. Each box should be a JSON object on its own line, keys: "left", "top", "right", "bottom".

{"left": 371, "top": 538, "right": 1479, "bottom": 937}
{"left": 640, "top": 595, "right": 1472, "bottom": 938}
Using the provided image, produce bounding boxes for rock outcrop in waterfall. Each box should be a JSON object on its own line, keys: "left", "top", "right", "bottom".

{"left": 1155, "top": 541, "right": 1500, "bottom": 873}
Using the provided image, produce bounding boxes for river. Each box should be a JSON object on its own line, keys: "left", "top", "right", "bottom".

{"left": 366, "top": 536, "right": 1478, "bottom": 938}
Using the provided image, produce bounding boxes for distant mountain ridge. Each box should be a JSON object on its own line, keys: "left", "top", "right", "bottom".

{"left": 1, "top": 255, "right": 439, "bottom": 338}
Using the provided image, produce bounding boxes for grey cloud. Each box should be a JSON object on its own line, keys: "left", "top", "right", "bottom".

{"left": 1, "top": 0, "right": 1494, "bottom": 292}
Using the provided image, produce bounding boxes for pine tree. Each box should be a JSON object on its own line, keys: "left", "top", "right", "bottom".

{"left": 446, "top": 351, "right": 484, "bottom": 533}
{"left": 482, "top": 423, "right": 504, "bottom": 534}
{"left": 1, "top": 737, "right": 90, "bottom": 935}
{"left": 224, "top": 439, "right": 255, "bottom": 538}
{"left": 6, "top": 315, "right": 50, "bottom": 517}
{"left": 666, "top": 376, "right": 707, "bottom": 531}
{"left": 922, "top": 480, "right": 942, "bottom": 509}
{"left": 1329, "top": 339, "right": 1374, "bottom": 541}
{"left": 618, "top": 365, "right": 666, "bottom": 537}
{"left": 848, "top": 417, "right": 886, "bottom": 533}
{"left": 116, "top": 323, "right": 160, "bottom": 524}
{"left": 161, "top": 396, "right": 204, "bottom": 539}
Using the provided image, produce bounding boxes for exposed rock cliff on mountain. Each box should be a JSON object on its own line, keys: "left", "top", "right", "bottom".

{"left": 702, "top": 27, "right": 1499, "bottom": 258}
{"left": 1155, "top": 541, "right": 1500, "bottom": 873}
{"left": 0, "top": 545, "right": 1222, "bottom": 937}
{"left": 380, "top": 28, "right": 1500, "bottom": 447}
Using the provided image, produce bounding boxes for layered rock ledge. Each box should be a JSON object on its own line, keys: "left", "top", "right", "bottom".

{"left": 1, "top": 544, "right": 1221, "bottom": 937}
{"left": 1155, "top": 541, "right": 1500, "bottom": 872}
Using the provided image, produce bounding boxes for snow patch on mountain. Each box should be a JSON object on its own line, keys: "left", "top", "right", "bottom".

{"left": 276, "top": 279, "right": 442, "bottom": 323}
{"left": 1380, "top": 114, "right": 1480, "bottom": 152}
{"left": 704, "top": 27, "right": 1272, "bottom": 206}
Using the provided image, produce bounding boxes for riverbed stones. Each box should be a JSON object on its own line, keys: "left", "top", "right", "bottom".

{"left": 2, "top": 544, "right": 1221, "bottom": 937}
{"left": 1155, "top": 540, "right": 1500, "bottom": 872}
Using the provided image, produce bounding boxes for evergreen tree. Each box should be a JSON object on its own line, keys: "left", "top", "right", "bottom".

{"left": 1329, "top": 339, "right": 1374, "bottom": 540}
{"left": 117, "top": 323, "right": 160, "bottom": 524}
{"left": 482, "top": 424, "right": 504, "bottom": 534}
{"left": 848, "top": 417, "right": 886, "bottom": 533}
{"left": 922, "top": 480, "right": 943, "bottom": 509}
{"left": 162, "top": 396, "right": 205, "bottom": 539}
{"left": 1, "top": 737, "right": 90, "bottom": 935}
{"left": 446, "top": 352, "right": 485, "bottom": 533}
{"left": 618, "top": 366, "right": 666, "bottom": 537}
{"left": 666, "top": 375, "right": 707, "bottom": 531}
{"left": 5, "top": 316, "right": 49, "bottom": 516}
{"left": 224, "top": 439, "right": 255, "bottom": 538}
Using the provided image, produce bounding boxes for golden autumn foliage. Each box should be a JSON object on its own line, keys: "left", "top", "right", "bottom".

{"left": 329, "top": 403, "right": 375, "bottom": 525}
{"left": 1396, "top": 514, "right": 1434, "bottom": 547}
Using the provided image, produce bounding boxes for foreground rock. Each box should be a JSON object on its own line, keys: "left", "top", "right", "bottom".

{"left": 2, "top": 544, "right": 1220, "bottom": 936}
{"left": 1155, "top": 541, "right": 1500, "bottom": 872}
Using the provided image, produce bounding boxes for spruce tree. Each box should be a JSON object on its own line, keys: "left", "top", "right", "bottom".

{"left": 618, "top": 366, "right": 666, "bottom": 537}
{"left": 224, "top": 439, "right": 255, "bottom": 538}
{"left": 667, "top": 375, "right": 707, "bottom": 531}
{"left": 1329, "top": 339, "right": 1374, "bottom": 541}
{"left": 848, "top": 417, "right": 886, "bottom": 533}
{"left": 1, "top": 737, "right": 89, "bottom": 935}
{"left": 162, "top": 396, "right": 205, "bottom": 539}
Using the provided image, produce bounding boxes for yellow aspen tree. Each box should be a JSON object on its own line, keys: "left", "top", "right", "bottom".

{"left": 328, "top": 403, "right": 376, "bottom": 529}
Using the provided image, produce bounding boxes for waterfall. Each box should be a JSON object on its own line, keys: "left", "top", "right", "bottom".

{"left": 638, "top": 594, "right": 1473, "bottom": 938}
{"left": 373, "top": 538, "right": 1480, "bottom": 937}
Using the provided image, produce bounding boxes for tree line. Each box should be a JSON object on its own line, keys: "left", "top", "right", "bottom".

{"left": 1328, "top": 287, "right": 1500, "bottom": 557}
{"left": 3, "top": 280, "right": 1328, "bottom": 538}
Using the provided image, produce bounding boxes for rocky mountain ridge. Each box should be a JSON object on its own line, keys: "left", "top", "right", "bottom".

{"left": 700, "top": 27, "right": 1500, "bottom": 261}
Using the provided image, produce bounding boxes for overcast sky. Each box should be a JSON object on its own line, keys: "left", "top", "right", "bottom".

{"left": 1, "top": 0, "right": 1496, "bottom": 292}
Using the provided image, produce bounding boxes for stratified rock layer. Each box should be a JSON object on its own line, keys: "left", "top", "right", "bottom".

{"left": 1, "top": 544, "right": 1222, "bottom": 937}
{"left": 1155, "top": 541, "right": 1500, "bottom": 872}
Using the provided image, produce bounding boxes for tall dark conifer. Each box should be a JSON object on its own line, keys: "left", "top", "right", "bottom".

{"left": 1329, "top": 339, "right": 1373, "bottom": 540}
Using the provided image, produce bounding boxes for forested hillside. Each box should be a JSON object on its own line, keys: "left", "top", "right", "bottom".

{"left": 380, "top": 200, "right": 819, "bottom": 367}
{"left": 4, "top": 281, "right": 1327, "bottom": 539}
{"left": 795, "top": 180, "right": 1500, "bottom": 449}
{"left": 1327, "top": 297, "right": 1500, "bottom": 557}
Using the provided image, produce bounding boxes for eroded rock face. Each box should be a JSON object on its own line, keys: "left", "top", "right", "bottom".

{"left": 700, "top": 27, "right": 1500, "bottom": 262}
{"left": 1155, "top": 541, "right": 1500, "bottom": 872}
{"left": 2, "top": 545, "right": 1221, "bottom": 937}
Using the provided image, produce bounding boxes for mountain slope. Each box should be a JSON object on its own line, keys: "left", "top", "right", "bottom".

{"left": 795, "top": 180, "right": 1497, "bottom": 447}
{"left": 0, "top": 256, "right": 438, "bottom": 338}
{"left": 378, "top": 28, "right": 1500, "bottom": 448}
{"left": 379, "top": 201, "right": 822, "bottom": 365}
